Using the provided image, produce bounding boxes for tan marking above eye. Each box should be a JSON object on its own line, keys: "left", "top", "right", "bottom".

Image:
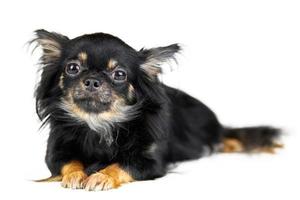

{"left": 78, "top": 52, "right": 88, "bottom": 62}
{"left": 107, "top": 58, "right": 118, "bottom": 70}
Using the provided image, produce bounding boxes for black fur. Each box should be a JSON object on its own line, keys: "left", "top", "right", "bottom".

{"left": 31, "top": 30, "right": 281, "bottom": 186}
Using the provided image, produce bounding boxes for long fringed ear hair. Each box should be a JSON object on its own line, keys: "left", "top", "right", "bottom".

{"left": 31, "top": 29, "right": 69, "bottom": 121}
{"left": 139, "top": 44, "right": 181, "bottom": 80}
{"left": 136, "top": 44, "right": 181, "bottom": 102}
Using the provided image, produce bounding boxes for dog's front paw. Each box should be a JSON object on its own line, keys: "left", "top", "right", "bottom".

{"left": 82, "top": 172, "right": 119, "bottom": 191}
{"left": 61, "top": 171, "right": 87, "bottom": 189}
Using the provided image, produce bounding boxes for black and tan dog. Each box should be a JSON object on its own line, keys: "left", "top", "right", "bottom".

{"left": 32, "top": 30, "right": 282, "bottom": 191}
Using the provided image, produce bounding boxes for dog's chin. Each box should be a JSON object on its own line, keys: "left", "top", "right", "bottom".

{"left": 73, "top": 98, "right": 111, "bottom": 113}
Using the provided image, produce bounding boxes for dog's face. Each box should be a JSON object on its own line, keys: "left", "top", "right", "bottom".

{"left": 57, "top": 34, "right": 140, "bottom": 124}
{"left": 33, "top": 30, "right": 179, "bottom": 144}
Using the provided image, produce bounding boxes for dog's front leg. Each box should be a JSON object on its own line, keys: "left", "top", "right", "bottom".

{"left": 82, "top": 163, "right": 133, "bottom": 191}
{"left": 82, "top": 152, "right": 166, "bottom": 191}
{"left": 60, "top": 160, "right": 87, "bottom": 189}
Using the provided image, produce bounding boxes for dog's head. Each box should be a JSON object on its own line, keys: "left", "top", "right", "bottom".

{"left": 32, "top": 30, "right": 180, "bottom": 144}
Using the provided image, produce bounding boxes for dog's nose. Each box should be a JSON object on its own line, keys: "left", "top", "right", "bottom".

{"left": 83, "top": 78, "right": 101, "bottom": 92}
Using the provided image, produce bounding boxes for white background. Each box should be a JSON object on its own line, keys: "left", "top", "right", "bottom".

{"left": 0, "top": 0, "right": 299, "bottom": 199}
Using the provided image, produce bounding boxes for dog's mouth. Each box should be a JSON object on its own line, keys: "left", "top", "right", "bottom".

{"left": 72, "top": 87, "right": 113, "bottom": 113}
{"left": 73, "top": 97, "right": 111, "bottom": 113}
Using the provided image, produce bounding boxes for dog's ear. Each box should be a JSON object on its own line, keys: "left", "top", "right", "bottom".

{"left": 139, "top": 44, "right": 181, "bottom": 79}
{"left": 32, "top": 29, "right": 69, "bottom": 64}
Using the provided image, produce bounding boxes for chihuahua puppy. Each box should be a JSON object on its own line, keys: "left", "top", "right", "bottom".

{"left": 32, "top": 30, "right": 281, "bottom": 191}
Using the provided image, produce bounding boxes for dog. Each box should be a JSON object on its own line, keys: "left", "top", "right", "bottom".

{"left": 31, "top": 29, "right": 282, "bottom": 191}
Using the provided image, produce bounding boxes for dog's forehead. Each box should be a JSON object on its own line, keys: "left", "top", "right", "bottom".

{"left": 71, "top": 33, "right": 132, "bottom": 53}
{"left": 66, "top": 33, "right": 136, "bottom": 68}
{"left": 62, "top": 34, "right": 139, "bottom": 71}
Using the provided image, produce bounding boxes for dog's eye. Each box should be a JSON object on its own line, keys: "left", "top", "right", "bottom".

{"left": 65, "top": 63, "right": 80, "bottom": 76}
{"left": 112, "top": 69, "right": 127, "bottom": 82}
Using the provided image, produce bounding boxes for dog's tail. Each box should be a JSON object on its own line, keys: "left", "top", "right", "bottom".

{"left": 34, "top": 175, "right": 62, "bottom": 182}
{"left": 220, "top": 126, "right": 283, "bottom": 153}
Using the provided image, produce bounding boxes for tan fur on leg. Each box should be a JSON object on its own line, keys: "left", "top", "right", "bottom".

{"left": 61, "top": 161, "right": 87, "bottom": 189}
{"left": 222, "top": 138, "right": 244, "bottom": 153}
